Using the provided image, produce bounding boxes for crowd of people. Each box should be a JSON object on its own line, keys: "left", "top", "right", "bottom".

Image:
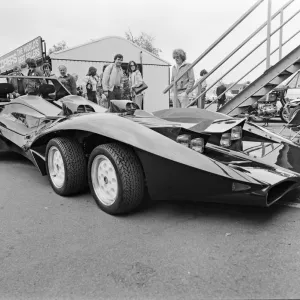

{"left": 4, "top": 54, "right": 147, "bottom": 110}
{"left": 3, "top": 49, "right": 228, "bottom": 111}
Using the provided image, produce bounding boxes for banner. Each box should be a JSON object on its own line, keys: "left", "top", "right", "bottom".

{"left": 0, "top": 36, "right": 43, "bottom": 72}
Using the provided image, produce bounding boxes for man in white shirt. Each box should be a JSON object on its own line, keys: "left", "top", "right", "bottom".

{"left": 102, "top": 54, "right": 124, "bottom": 107}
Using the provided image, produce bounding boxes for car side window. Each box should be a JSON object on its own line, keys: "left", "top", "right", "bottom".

{"left": 11, "top": 112, "right": 40, "bottom": 129}
{"left": 2, "top": 103, "right": 44, "bottom": 127}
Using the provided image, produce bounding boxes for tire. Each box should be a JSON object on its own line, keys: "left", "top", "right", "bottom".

{"left": 46, "top": 137, "right": 87, "bottom": 196}
{"left": 88, "top": 143, "right": 145, "bottom": 215}
{"left": 280, "top": 107, "right": 289, "bottom": 123}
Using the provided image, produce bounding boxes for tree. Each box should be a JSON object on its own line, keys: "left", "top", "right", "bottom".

{"left": 48, "top": 40, "right": 68, "bottom": 55}
{"left": 125, "top": 30, "right": 162, "bottom": 57}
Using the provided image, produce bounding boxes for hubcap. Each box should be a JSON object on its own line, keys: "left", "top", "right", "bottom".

{"left": 91, "top": 155, "right": 118, "bottom": 206}
{"left": 48, "top": 146, "right": 65, "bottom": 189}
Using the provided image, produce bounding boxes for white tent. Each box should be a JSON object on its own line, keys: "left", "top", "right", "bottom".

{"left": 50, "top": 36, "right": 171, "bottom": 112}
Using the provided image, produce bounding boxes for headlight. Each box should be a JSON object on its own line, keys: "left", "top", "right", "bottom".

{"left": 176, "top": 135, "right": 205, "bottom": 153}
{"left": 176, "top": 134, "right": 191, "bottom": 147}
{"left": 231, "top": 126, "right": 242, "bottom": 140}
{"left": 191, "top": 137, "right": 205, "bottom": 153}
{"left": 220, "top": 132, "right": 231, "bottom": 147}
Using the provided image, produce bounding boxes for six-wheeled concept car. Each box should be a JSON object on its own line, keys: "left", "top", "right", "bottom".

{"left": 1, "top": 77, "right": 300, "bottom": 215}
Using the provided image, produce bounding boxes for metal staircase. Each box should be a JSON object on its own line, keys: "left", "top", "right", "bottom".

{"left": 163, "top": 0, "right": 300, "bottom": 117}
{"left": 219, "top": 45, "right": 300, "bottom": 116}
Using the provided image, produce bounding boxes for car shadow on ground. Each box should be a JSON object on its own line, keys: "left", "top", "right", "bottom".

{"left": 131, "top": 195, "right": 294, "bottom": 228}
{"left": 0, "top": 151, "right": 32, "bottom": 164}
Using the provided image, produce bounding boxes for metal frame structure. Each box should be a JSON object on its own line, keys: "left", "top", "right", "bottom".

{"left": 163, "top": 0, "right": 299, "bottom": 111}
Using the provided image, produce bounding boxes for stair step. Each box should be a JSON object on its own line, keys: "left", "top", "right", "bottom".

{"left": 269, "top": 75, "right": 290, "bottom": 85}
{"left": 242, "top": 96, "right": 262, "bottom": 107}
{"left": 253, "top": 87, "right": 273, "bottom": 97}
{"left": 280, "top": 70, "right": 293, "bottom": 76}
{"left": 265, "top": 82, "right": 277, "bottom": 88}
{"left": 286, "top": 63, "right": 300, "bottom": 74}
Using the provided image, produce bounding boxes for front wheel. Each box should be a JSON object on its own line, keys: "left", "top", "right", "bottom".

{"left": 88, "top": 143, "right": 145, "bottom": 215}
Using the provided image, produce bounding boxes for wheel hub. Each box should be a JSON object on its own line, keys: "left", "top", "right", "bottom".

{"left": 104, "top": 176, "right": 108, "bottom": 184}
{"left": 48, "top": 146, "right": 65, "bottom": 188}
{"left": 91, "top": 155, "right": 118, "bottom": 206}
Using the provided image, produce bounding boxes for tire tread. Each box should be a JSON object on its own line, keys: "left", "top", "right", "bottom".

{"left": 89, "top": 143, "right": 144, "bottom": 214}
{"left": 46, "top": 137, "right": 87, "bottom": 195}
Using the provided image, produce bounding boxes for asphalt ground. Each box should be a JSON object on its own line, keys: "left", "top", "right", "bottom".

{"left": 1, "top": 119, "right": 300, "bottom": 299}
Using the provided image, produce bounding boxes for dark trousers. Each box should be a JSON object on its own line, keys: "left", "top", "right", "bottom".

{"left": 87, "top": 91, "right": 97, "bottom": 103}
{"left": 217, "top": 99, "right": 226, "bottom": 111}
{"left": 107, "top": 86, "right": 122, "bottom": 107}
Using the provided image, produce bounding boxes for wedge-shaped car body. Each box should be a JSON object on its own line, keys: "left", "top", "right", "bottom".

{"left": 1, "top": 80, "right": 300, "bottom": 215}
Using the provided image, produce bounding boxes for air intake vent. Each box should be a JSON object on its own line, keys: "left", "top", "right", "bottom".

{"left": 267, "top": 180, "right": 297, "bottom": 205}
{"left": 77, "top": 105, "right": 85, "bottom": 113}
{"left": 85, "top": 105, "right": 95, "bottom": 113}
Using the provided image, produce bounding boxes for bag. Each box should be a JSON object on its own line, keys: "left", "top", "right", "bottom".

{"left": 133, "top": 82, "right": 148, "bottom": 95}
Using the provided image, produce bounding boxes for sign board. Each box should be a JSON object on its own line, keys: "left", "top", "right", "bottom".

{"left": 0, "top": 36, "right": 43, "bottom": 73}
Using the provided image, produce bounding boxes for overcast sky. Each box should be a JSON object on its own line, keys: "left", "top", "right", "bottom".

{"left": 1, "top": 0, "right": 300, "bottom": 83}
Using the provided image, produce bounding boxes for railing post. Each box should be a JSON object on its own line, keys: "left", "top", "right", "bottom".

{"left": 279, "top": 8, "right": 284, "bottom": 60}
{"left": 173, "top": 84, "right": 178, "bottom": 108}
{"left": 197, "top": 81, "right": 202, "bottom": 108}
{"left": 266, "top": 0, "right": 272, "bottom": 69}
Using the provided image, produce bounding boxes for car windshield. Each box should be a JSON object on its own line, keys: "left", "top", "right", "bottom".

{"left": 21, "top": 97, "right": 61, "bottom": 116}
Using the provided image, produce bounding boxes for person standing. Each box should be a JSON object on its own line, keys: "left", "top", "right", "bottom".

{"left": 8, "top": 66, "right": 26, "bottom": 98}
{"left": 42, "top": 63, "right": 54, "bottom": 77}
{"left": 56, "top": 65, "right": 77, "bottom": 99}
{"left": 82, "top": 66, "right": 99, "bottom": 103}
{"left": 97, "top": 65, "right": 108, "bottom": 107}
{"left": 171, "top": 49, "right": 195, "bottom": 108}
{"left": 128, "top": 60, "right": 144, "bottom": 109}
{"left": 216, "top": 81, "right": 227, "bottom": 111}
{"left": 196, "top": 69, "right": 208, "bottom": 108}
{"left": 25, "top": 58, "right": 44, "bottom": 95}
{"left": 72, "top": 73, "right": 83, "bottom": 96}
{"left": 102, "top": 54, "right": 124, "bottom": 107}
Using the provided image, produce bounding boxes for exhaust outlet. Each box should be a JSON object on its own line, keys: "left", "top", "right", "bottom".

{"left": 266, "top": 180, "right": 298, "bottom": 206}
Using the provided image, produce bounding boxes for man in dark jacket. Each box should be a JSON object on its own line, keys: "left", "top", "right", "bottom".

{"left": 8, "top": 66, "right": 26, "bottom": 98}
{"left": 216, "top": 81, "right": 227, "bottom": 111}
{"left": 25, "top": 58, "right": 44, "bottom": 95}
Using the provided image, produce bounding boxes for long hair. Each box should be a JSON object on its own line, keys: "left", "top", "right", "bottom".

{"left": 127, "top": 60, "right": 138, "bottom": 74}
{"left": 172, "top": 49, "right": 186, "bottom": 62}
{"left": 87, "top": 66, "right": 97, "bottom": 76}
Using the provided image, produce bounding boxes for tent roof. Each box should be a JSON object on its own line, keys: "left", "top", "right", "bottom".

{"left": 50, "top": 36, "right": 171, "bottom": 66}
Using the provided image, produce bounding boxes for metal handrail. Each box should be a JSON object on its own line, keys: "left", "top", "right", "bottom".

{"left": 162, "top": 0, "right": 264, "bottom": 94}
{"left": 204, "top": 29, "right": 300, "bottom": 110}
{"left": 187, "top": 0, "right": 295, "bottom": 99}
{"left": 188, "top": 7, "right": 300, "bottom": 108}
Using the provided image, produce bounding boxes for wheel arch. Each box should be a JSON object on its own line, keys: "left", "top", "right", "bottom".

{"left": 30, "top": 130, "right": 148, "bottom": 183}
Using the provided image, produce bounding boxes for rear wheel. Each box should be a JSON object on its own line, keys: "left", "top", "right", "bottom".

{"left": 88, "top": 143, "right": 145, "bottom": 215}
{"left": 46, "top": 137, "right": 87, "bottom": 196}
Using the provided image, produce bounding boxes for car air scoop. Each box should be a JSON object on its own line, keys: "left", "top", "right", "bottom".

{"left": 203, "top": 118, "right": 246, "bottom": 134}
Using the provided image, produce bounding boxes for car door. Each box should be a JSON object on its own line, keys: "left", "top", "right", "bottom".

{"left": 0, "top": 103, "right": 44, "bottom": 149}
